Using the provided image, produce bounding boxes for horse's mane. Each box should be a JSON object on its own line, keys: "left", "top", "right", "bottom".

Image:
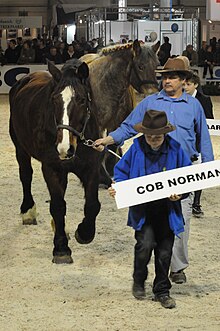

{"left": 100, "top": 42, "right": 133, "bottom": 55}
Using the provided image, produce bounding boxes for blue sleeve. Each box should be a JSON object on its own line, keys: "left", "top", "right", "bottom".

{"left": 194, "top": 101, "right": 214, "bottom": 162}
{"left": 109, "top": 98, "right": 149, "bottom": 146}
{"left": 114, "top": 147, "right": 133, "bottom": 182}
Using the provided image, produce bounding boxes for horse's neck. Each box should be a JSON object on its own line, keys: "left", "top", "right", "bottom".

{"left": 105, "top": 52, "right": 133, "bottom": 87}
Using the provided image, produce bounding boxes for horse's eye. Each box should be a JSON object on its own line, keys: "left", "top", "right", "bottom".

{"left": 138, "top": 65, "right": 144, "bottom": 71}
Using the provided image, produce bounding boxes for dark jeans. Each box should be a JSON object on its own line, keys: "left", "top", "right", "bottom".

{"left": 193, "top": 190, "right": 202, "bottom": 206}
{"left": 133, "top": 201, "right": 174, "bottom": 297}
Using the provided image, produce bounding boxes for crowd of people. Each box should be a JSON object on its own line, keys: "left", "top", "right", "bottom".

{"left": 0, "top": 35, "right": 104, "bottom": 66}
{"left": 1, "top": 34, "right": 220, "bottom": 79}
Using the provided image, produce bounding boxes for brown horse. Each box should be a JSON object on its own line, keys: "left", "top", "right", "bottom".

{"left": 80, "top": 40, "right": 160, "bottom": 183}
{"left": 9, "top": 59, "right": 103, "bottom": 264}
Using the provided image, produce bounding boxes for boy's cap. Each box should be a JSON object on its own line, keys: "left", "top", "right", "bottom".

{"left": 133, "top": 110, "right": 176, "bottom": 135}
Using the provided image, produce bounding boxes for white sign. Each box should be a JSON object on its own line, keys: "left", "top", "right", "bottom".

{"left": 207, "top": 119, "right": 220, "bottom": 136}
{"left": 113, "top": 160, "right": 220, "bottom": 209}
{"left": 0, "top": 64, "right": 62, "bottom": 94}
{"left": 0, "top": 17, "right": 42, "bottom": 29}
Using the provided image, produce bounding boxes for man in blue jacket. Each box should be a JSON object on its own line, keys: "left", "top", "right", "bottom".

{"left": 109, "top": 110, "right": 191, "bottom": 309}
{"left": 94, "top": 56, "right": 214, "bottom": 284}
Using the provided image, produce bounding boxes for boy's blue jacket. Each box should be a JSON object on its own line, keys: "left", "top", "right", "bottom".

{"left": 114, "top": 135, "right": 192, "bottom": 237}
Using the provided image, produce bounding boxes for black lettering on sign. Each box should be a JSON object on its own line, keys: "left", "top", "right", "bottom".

{"left": 186, "top": 174, "right": 195, "bottom": 182}
{"left": 195, "top": 172, "right": 206, "bottom": 180}
{"left": 207, "top": 170, "right": 215, "bottom": 178}
{"left": 4, "top": 67, "right": 29, "bottom": 87}
{"left": 146, "top": 184, "right": 154, "bottom": 192}
{"left": 177, "top": 177, "right": 186, "bottom": 184}
{"left": 137, "top": 186, "right": 145, "bottom": 194}
{"left": 155, "top": 182, "right": 164, "bottom": 190}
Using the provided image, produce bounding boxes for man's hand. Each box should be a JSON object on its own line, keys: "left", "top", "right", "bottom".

{"left": 108, "top": 182, "right": 116, "bottom": 198}
{"left": 169, "top": 194, "right": 182, "bottom": 201}
{"left": 92, "top": 136, "right": 115, "bottom": 152}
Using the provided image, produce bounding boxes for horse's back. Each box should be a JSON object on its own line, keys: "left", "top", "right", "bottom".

{"left": 10, "top": 71, "right": 52, "bottom": 103}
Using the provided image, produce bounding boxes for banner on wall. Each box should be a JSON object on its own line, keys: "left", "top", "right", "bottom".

{"left": 0, "top": 17, "right": 42, "bottom": 29}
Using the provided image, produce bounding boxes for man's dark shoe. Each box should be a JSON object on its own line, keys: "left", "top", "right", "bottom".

{"left": 154, "top": 295, "right": 176, "bottom": 309}
{"left": 132, "top": 282, "right": 146, "bottom": 300}
{"left": 170, "top": 270, "right": 186, "bottom": 284}
{"left": 192, "top": 204, "right": 204, "bottom": 218}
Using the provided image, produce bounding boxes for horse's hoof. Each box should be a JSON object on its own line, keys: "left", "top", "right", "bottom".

{"left": 52, "top": 255, "right": 73, "bottom": 264}
{"left": 75, "top": 229, "right": 94, "bottom": 244}
{"left": 22, "top": 218, "right": 37, "bottom": 225}
{"left": 21, "top": 204, "right": 37, "bottom": 225}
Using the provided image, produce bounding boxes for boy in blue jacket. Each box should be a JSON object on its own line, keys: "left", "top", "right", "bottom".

{"left": 109, "top": 110, "right": 191, "bottom": 309}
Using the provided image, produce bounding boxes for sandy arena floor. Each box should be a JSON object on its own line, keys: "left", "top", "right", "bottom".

{"left": 0, "top": 94, "right": 220, "bottom": 331}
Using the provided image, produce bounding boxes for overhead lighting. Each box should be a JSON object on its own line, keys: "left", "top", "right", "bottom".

{"left": 208, "top": 20, "right": 212, "bottom": 23}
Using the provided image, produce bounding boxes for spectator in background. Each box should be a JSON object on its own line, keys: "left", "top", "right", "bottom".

{"left": 15, "top": 37, "right": 23, "bottom": 57}
{"left": 17, "top": 40, "right": 35, "bottom": 64}
{"left": 63, "top": 44, "right": 78, "bottom": 62}
{"left": 213, "top": 43, "right": 220, "bottom": 66}
{"left": 4, "top": 39, "right": 20, "bottom": 64}
{"left": 158, "top": 36, "right": 171, "bottom": 66}
{"left": 198, "top": 41, "right": 207, "bottom": 67}
{"left": 210, "top": 37, "right": 217, "bottom": 54}
{"left": 184, "top": 71, "right": 214, "bottom": 218}
{"left": 44, "top": 46, "right": 63, "bottom": 64}
{"left": 35, "top": 39, "right": 47, "bottom": 63}
{"left": 80, "top": 37, "right": 92, "bottom": 54}
{"left": 203, "top": 45, "right": 214, "bottom": 79}
{"left": 182, "top": 44, "right": 198, "bottom": 66}
{"left": 58, "top": 41, "right": 67, "bottom": 62}
{"left": 72, "top": 41, "right": 84, "bottom": 58}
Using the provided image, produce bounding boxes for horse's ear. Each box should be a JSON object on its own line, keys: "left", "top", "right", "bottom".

{"left": 133, "top": 39, "right": 141, "bottom": 57}
{"left": 77, "top": 62, "right": 89, "bottom": 80}
{"left": 152, "top": 41, "right": 160, "bottom": 53}
{"left": 47, "top": 60, "right": 62, "bottom": 82}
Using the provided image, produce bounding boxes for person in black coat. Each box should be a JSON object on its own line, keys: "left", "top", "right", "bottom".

{"left": 44, "top": 46, "right": 63, "bottom": 64}
{"left": 184, "top": 71, "right": 214, "bottom": 218}
{"left": 158, "top": 37, "right": 171, "bottom": 66}
{"left": 4, "top": 39, "right": 20, "bottom": 64}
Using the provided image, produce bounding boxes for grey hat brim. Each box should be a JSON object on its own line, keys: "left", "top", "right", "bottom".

{"left": 133, "top": 123, "right": 176, "bottom": 135}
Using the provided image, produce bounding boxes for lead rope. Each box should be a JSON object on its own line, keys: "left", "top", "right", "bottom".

{"left": 83, "top": 139, "right": 122, "bottom": 159}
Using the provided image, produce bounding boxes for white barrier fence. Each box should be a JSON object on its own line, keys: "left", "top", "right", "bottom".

{"left": 1, "top": 64, "right": 220, "bottom": 95}
{"left": 0, "top": 64, "right": 61, "bottom": 94}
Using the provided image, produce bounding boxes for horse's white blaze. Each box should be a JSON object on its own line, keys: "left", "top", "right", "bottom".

{"left": 57, "top": 86, "right": 75, "bottom": 158}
